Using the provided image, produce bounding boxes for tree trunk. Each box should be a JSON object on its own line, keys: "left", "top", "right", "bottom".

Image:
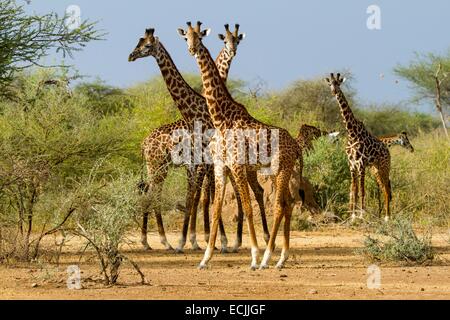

{"left": 434, "top": 64, "right": 449, "bottom": 139}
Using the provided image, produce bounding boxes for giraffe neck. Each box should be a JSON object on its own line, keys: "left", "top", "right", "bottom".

{"left": 378, "top": 135, "right": 402, "bottom": 148}
{"left": 215, "top": 48, "right": 234, "bottom": 84}
{"left": 195, "top": 43, "right": 245, "bottom": 127}
{"left": 334, "top": 89, "right": 359, "bottom": 136}
{"left": 154, "top": 42, "right": 205, "bottom": 121}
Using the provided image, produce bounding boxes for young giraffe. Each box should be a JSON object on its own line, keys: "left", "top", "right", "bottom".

{"left": 326, "top": 73, "right": 392, "bottom": 221}
{"left": 178, "top": 21, "right": 300, "bottom": 270}
{"left": 129, "top": 26, "right": 268, "bottom": 252}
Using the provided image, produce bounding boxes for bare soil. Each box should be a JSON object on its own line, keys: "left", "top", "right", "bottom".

{"left": 1, "top": 227, "right": 449, "bottom": 300}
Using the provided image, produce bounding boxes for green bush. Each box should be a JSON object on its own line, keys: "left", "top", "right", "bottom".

{"left": 303, "top": 137, "right": 350, "bottom": 217}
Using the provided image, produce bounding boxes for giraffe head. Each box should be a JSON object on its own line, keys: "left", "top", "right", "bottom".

{"left": 128, "top": 28, "right": 160, "bottom": 62}
{"left": 177, "top": 21, "right": 211, "bottom": 56}
{"left": 299, "top": 124, "right": 327, "bottom": 139}
{"left": 325, "top": 73, "right": 346, "bottom": 95}
{"left": 398, "top": 131, "right": 414, "bottom": 152}
{"left": 218, "top": 24, "right": 245, "bottom": 58}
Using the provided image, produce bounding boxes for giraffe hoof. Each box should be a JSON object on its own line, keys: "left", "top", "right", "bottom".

{"left": 230, "top": 246, "right": 240, "bottom": 253}
{"left": 259, "top": 264, "right": 269, "bottom": 270}
{"left": 174, "top": 248, "right": 184, "bottom": 254}
{"left": 220, "top": 247, "right": 230, "bottom": 254}
{"left": 198, "top": 263, "right": 208, "bottom": 270}
{"left": 250, "top": 264, "right": 259, "bottom": 271}
{"left": 275, "top": 263, "right": 285, "bottom": 270}
{"left": 142, "top": 244, "right": 152, "bottom": 251}
{"left": 192, "top": 245, "right": 203, "bottom": 251}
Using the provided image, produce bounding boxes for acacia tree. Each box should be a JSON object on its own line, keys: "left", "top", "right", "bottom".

{"left": 0, "top": 0, "right": 103, "bottom": 92}
{"left": 394, "top": 51, "right": 450, "bottom": 138}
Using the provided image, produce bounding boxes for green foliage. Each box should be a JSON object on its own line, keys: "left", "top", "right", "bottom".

{"left": 394, "top": 50, "right": 450, "bottom": 107}
{"left": 0, "top": 0, "right": 103, "bottom": 91}
{"left": 359, "top": 215, "right": 434, "bottom": 264}
{"left": 74, "top": 80, "right": 133, "bottom": 115}
{"left": 303, "top": 137, "right": 350, "bottom": 217}
{"left": 0, "top": 70, "right": 136, "bottom": 261}
{"left": 355, "top": 105, "right": 441, "bottom": 136}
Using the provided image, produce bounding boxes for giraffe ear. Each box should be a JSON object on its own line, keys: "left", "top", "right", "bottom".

{"left": 201, "top": 28, "right": 211, "bottom": 38}
{"left": 218, "top": 34, "right": 225, "bottom": 41}
{"left": 401, "top": 131, "right": 407, "bottom": 135}
{"left": 325, "top": 78, "right": 330, "bottom": 84}
{"left": 154, "top": 36, "right": 160, "bottom": 46}
{"left": 238, "top": 33, "right": 246, "bottom": 40}
{"left": 341, "top": 77, "right": 347, "bottom": 83}
{"left": 177, "top": 28, "right": 186, "bottom": 36}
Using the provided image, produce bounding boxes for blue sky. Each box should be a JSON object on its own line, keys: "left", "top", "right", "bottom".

{"left": 25, "top": 0, "right": 450, "bottom": 113}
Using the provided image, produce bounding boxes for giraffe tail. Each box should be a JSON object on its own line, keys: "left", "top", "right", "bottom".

{"left": 137, "top": 149, "right": 149, "bottom": 194}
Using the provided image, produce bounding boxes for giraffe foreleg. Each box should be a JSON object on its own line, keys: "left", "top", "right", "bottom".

{"left": 349, "top": 170, "right": 359, "bottom": 221}
{"left": 140, "top": 211, "right": 152, "bottom": 251}
{"left": 199, "top": 163, "right": 227, "bottom": 269}
{"left": 229, "top": 173, "right": 244, "bottom": 252}
{"left": 176, "top": 167, "right": 196, "bottom": 253}
{"left": 188, "top": 166, "right": 208, "bottom": 251}
{"left": 358, "top": 169, "right": 366, "bottom": 219}
{"left": 232, "top": 165, "right": 259, "bottom": 270}
{"left": 248, "top": 170, "right": 269, "bottom": 245}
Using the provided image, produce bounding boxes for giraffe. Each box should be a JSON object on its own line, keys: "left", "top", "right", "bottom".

{"left": 325, "top": 73, "right": 392, "bottom": 221}
{"left": 178, "top": 21, "right": 300, "bottom": 270}
{"left": 128, "top": 26, "right": 268, "bottom": 252}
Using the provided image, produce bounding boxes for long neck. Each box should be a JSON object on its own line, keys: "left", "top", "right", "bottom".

{"left": 196, "top": 43, "right": 245, "bottom": 126}
{"left": 334, "top": 88, "right": 358, "bottom": 134}
{"left": 154, "top": 42, "right": 206, "bottom": 121}
{"left": 214, "top": 47, "right": 234, "bottom": 84}
{"left": 378, "top": 135, "right": 402, "bottom": 148}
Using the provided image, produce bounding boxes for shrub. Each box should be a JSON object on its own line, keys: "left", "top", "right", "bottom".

{"left": 359, "top": 215, "right": 434, "bottom": 264}
{"left": 71, "top": 168, "right": 146, "bottom": 286}
{"left": 303, "top": 137, "right": 350, "bottom": 217}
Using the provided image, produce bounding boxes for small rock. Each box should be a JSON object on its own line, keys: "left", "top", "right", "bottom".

{"left": 308, "top": 289, "right": 318, "bottom": 295}
{"left": 31, "top": 283, "right": 38, "bottom": 288}
{"left": 421, "top": 288, "right": 425, "bottom": 292}
{"left": 280, "top": 274, "right": 288, "bottom": 278}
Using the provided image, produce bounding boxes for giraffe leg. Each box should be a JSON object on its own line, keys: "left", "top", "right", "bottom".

{"left": 349, "top": 170, "right": 359, "bottom": 221}
{"left": 218, "top": 216, "right": 229, "bottom": 253}
{"left": 140, "top": 211, "right": 152, "bottom": 251}
{"left": 176, "top": 167, "right": 196, "bottom": 253}
{"left": 203, "top": 167, "right": 214, "bottom": 243}
{"left": 358, "top": 169, "right": 366, "bottom": 219}
{"left": 142, "top": 166, "right": 167, "bottom": 250}
{"left": 248, "top": 170, "right": 269, "bottom": 244}
{"left": 199, "top": 163, "right": 227, "bottom": 269}
{"left": 229, "top": 173, "right": 244, "bottom": 252}
{"left": 260, "top": 168, "right": 292, "bottom": 269}
{"left": 152, "top": 178, "right": 172, "bottom": 250}
{"left": 231, "top": 166, "right": 260, "bottom": 270}
{"left": 189, "top": 166, "right": 207, "bottom": 251}
{"left": 373, "top": 166, "right": 392, "bottom": 221}
{"left": 276, "top": 192, "right": 294, "bottom": 269}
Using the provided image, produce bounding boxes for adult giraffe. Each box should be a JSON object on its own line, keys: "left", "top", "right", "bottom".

{"left": 326, "top": 73, "right": 392, "bottom": 221}
{"left": 178, "top": 21, "right": 301, "bottom": 270}
{"left": 128, "top": 26, "right": 269, "bottom": 252}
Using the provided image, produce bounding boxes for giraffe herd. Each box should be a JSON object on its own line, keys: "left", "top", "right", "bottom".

{"left": 128, "top": 22, "right": 415, "bottom": 270}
